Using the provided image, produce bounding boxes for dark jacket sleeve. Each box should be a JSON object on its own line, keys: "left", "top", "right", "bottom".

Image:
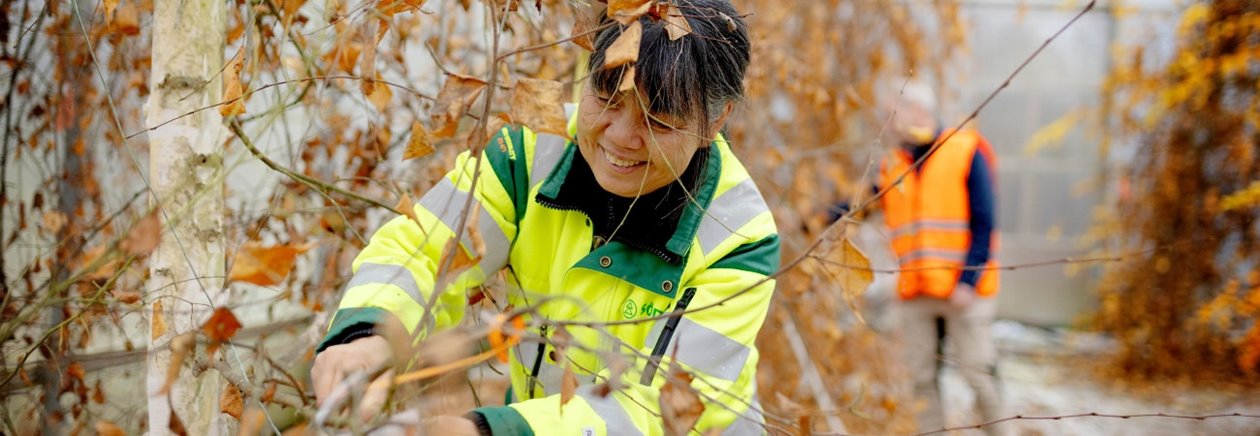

{"left": 960, "top": 149, "right": 996, "bottom": 287}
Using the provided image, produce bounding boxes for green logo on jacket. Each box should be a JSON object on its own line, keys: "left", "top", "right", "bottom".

{"left": 621, "top": 300, "right": 637, "bottom": 319}
{"left": 621, "top": 299, "right": 672, "bottom": 319}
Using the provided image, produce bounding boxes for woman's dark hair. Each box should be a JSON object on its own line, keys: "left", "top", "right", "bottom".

{"left": 588, "top": 0, "right": 751, "bottom": 139}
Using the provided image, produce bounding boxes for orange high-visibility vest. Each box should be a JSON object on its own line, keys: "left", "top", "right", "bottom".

{"left": 879, "top": 129, "right": 1000, "bottom": 300}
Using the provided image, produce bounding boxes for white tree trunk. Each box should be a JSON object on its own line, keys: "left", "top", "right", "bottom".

{"left": 144, "top": 0, "right": 228, "bottom": 434}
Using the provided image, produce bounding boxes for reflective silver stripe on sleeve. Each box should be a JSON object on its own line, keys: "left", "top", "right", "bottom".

{"left": 530, "top": 133, "right": 567, "bottom": 187}
{"left": 899, "top": 248, "right": 968, "bottom": 264}
{"left": 722, "top": 399, "right": 767, "bottom": 436}
{"left": 576, "top": 386, "right": 644, "bottom": 436}
{"left": 645, "top": 317, "right": 750, "bottom": 382}
{"left": 347, "top": 263, "right": 424, "bottom": 303}
{"left": 891, "top": 219, "right": 970, "bottom": 239}
{"left": 696, "top": 179, "right": 769, "bottom": 255}
{"left": 418, "top": 178, "right": 511, "bottom": 272}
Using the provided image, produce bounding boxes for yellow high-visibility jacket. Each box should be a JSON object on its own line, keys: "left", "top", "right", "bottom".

{"left": 319, "top": 112, "right": 779, "bottom": 436}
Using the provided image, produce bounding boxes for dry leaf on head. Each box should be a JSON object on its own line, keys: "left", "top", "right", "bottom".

{"left": 607, "top": 0, "right": 652, "bottom": 25}
{"left": 404, "top": 121, "right": 436, "bottom": 160}
{"left": 121, "top": 210, "right": 161, "bottom": 257}
{"left": 604, "top": 20, "right": 642, "bottom": 69}
{"left": 571, "top": 9, "right": 598, "bottom": 51}
{"left": 510, "top": 78, "right": 568, "bottom": 137}
{"left": 617, "top": 68, "right": 636, "bottom": 92}
{"left": 662, "top": 4, "right": 693, "bottom": 41}
{"left": 431, "top": 74, "right": 487, "bottom": 139}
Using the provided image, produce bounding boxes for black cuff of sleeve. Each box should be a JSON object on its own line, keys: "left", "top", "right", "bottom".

{"left": 315, "top": 322, "right": 375, "bottom": 352}
{"left": 466, "top": 411, "right": 494, "bottom": 436}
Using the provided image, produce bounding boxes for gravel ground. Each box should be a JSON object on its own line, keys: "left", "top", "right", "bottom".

{"left": 933, "top": 320, "right": 1260, "bottom": 436}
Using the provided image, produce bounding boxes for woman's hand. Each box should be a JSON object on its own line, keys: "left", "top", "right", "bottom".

{"left": 312, "top": 335, "right": 396, "bottom": 422}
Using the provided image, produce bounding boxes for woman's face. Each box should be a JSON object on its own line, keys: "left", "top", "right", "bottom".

{"left": 576, "top": 85, "right": 725, "bottom": 198}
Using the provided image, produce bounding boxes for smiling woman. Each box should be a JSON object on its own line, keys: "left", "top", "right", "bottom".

{"left": 578, "top": 4, "right": 750, "bottom": 198}
{"left": 311, "top": 1, "right": 780, "bottom": 435}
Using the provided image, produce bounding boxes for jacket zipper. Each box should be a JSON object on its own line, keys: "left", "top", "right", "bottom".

{"left": 536, "top": 197, "right": 679, "bottom": 263}
{"left": 527, "top": 324, "right": 548, "bottom": 398}
{"left": 639, "top": 287, "right": 698, "bottom": 385}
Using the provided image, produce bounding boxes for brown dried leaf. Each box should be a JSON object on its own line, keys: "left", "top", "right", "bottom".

{"left": 169, "top": 408, "right": 188, "bottom": 436}
{"left": 607, "top": 0, "right": 652, "bottom": 25}
{"left": 659, "top": 367, "right": 704, "bottom": 436}
{"left": 238, "top": 407, "right": 268, "bottom": 436}
{"left": 441, "top": 239, "right": 480, "bottom": 275}
{"left": 66, "top": 362, "right": 85, "bottom": 383}
{"left": 151, "top": 300, "right": 168, "bottom": 340}
{"left": 95, "top": 420, "right": 125, "bottom": 436}
{"left": 366, "top": 77, "right": 393, "bottom": 113}
{"left": 571, "top": 8, "right": 597, "bottom": 51}
{"left": 159, "top": 332, "right": 196, "bottom": 395}
{"left": 662, "top": 4, "right": 692, "bottom": 41}
{"left": 112, "top": 5, "right": 140, "bottom": 35}
{"left": 221, "top": 383, "right": 245, "bottom": 419}
{"left": 121, "top": 210, "right": 161, "bottom": 257}
{"left": 510, "top": 78, "right": 568, "bottom": 137}
{"left": 834, "top": 237, "right": 872, "bottom": 295}
{"left": 112, "top": 289, "right": 142, "bottom": 304}
{"left": 604, "top": 20, "right": 642, "bottom": 69}
{"left": 103, "top": 0, "right": 120, "bottom": 20}
{"left": 221, "top": 55, "right": 246, "bottom": 117}
{"left": 229, "top": 242, "right": 311, "bottom": 286}
{"left": 261, "top": 381, "right": 277, "bottom": 403}
{"left": 404, "top": 121, "right": 436, "bottom": 160}
{"left": 395, "top": 192, "right": 421, "bottom": 225}
{"left": 202, "top": 307, "right": 244, "bottom": 357}
{"left": 43, "top": 210, "right": 67, "bottom": 233}
{"left": 360, "top": 20, "right": 388, "bottom": 93}
{"left": 560, "top": 364, "right": 577, "bottom": 412}
{"left": 617, "top": 68, "right": 636, "bottom": 92}
{"left": 431, "top": 74, "right": 487, "bottom": 139}
{"left": 92, "top": 379, "right": 106, "bottom": 404}
{"left": 78, "top": 246, "right": 119, "bottom": 281}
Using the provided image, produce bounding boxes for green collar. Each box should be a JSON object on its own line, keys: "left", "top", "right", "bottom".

{"left": 535, "top": 139, "right": 723, "bottom": 297}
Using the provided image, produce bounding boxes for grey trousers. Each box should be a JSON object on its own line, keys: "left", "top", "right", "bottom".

{"left": 898, "top": 296, "right": 1009, "bottom": 436}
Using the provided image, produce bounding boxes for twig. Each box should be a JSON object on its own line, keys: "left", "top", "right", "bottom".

{"left": 909, "top": 412, "right": 1260, "bottom": 436}
{"left": 128, "top": 75, "right": 435, "bottom": 140}
{"left": 226, "top": 118, "right": 399, "bottom": 213}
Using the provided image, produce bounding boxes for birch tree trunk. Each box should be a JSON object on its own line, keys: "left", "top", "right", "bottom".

{"left": 144, "top": 0, "right": 228, "bottom": 434}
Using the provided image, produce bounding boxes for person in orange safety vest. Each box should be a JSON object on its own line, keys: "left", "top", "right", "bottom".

{"left": 876, "top": 80, "right": 1009, "bottom": 436}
